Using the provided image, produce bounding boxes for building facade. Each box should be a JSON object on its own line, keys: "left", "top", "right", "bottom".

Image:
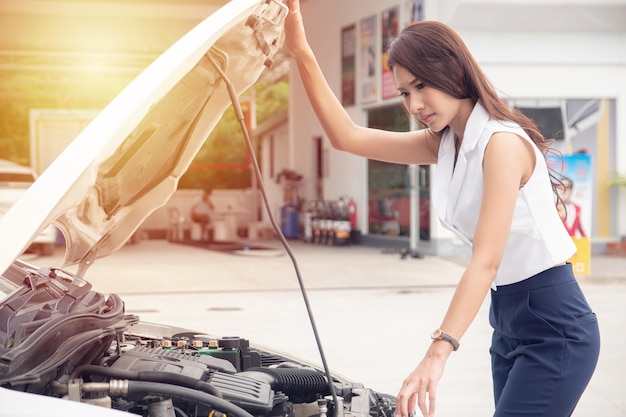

{"left": 282, "top": 0, "right": 626, "bottom": 253}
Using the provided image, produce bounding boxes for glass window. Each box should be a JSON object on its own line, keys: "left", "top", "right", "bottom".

{"left": 367, "top": 105, "right": 411, "bottom": 237}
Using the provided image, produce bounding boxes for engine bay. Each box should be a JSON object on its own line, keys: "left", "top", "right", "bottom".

{"left": 0, "top": 261, "right": 395, "bottom": 417}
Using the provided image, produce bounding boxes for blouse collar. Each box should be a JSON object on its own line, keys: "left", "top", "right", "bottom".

{"left": 433, "top": 101, "right": 491, "bottom": 226}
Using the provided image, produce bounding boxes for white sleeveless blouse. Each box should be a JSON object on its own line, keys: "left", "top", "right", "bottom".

{"left": 432, "top": 101, "right": 576, "bottom": 289}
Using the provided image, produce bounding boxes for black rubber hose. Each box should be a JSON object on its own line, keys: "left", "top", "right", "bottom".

{"left": 127, "top": 381, "right": 253, "bottom": 417}
{"left": 70, "top": 364, "right": 223, "bottom": 398}
{"left": 243, "top": 367, "right": 330, "bottom": 396}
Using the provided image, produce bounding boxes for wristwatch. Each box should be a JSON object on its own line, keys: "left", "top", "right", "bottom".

{"left": 431, "top": 328, "right": 460, "bottom": 351}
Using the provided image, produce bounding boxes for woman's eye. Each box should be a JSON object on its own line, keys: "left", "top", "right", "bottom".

{"left": 399, "top": 91, "right": 409, "bottom": 98}
{"left": 415, "top": 82, "right": 426, "bottom": 90}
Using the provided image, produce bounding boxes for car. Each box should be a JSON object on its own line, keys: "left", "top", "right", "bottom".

{"left": 0, "top": 159, "right": 58, "bottom": 255}
{"left": 0, "top": 1, "right": 397, "bottom": 416}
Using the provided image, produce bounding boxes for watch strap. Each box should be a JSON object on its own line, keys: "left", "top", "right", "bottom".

{"left": 432, "top": 329, "right": 460, "bottom": 351}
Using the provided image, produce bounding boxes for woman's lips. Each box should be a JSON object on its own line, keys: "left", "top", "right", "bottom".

{"left": 421, "top": 113, "right": 434, "bottom": 124}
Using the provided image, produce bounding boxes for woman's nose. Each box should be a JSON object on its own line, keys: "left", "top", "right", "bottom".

{"left": 408, "top": 96, "right": 423, "bottom": 114}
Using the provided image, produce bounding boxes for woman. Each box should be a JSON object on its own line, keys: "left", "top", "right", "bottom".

{"left": 284, "top": 1, "right": 600, "bottom": 416}
{"left": 557, "top": 176, "right": 587, "bottom": 237}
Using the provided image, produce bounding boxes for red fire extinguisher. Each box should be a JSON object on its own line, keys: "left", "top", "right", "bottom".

{"left": 347, "top": 198, "right": 357, "bottom": 229}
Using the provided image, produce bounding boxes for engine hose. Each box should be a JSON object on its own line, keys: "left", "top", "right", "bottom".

{"left": 127, "top": 380, "right": 254, "bottom": 417}
{"left": 243, "top": 367, "right": 330, "bottom": 396}
{"left": 70, "top": 365, "right": 223, "bottom": 398}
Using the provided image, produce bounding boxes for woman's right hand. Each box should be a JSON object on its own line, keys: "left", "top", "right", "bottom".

{"left": 284, "top": 0, "right": 310, "bottom": 58}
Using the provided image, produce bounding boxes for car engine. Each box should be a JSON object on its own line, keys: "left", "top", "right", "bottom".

{"left": 0, "top": 260, "right": 396, "bottom": 417}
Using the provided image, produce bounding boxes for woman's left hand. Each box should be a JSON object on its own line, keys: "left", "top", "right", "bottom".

{"left": 395, "top": 342, "right": 452, "bottom": 417}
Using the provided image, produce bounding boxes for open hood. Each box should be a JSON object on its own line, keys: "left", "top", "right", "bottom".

{"left": 0, "top": 5, "right": 399, "bottom": 416}
{"left": 0, "top": 0, "right": 287, "bottom": 277}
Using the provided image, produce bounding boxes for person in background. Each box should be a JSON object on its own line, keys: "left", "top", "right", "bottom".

{"left": 557, "top": 176, "right": 587, "bottom": 237}
{"left": 284, "top": 1, "right": 600, "bottom": 416}
{"left": 190, "top": 188, "right": 214, "bottom": 241}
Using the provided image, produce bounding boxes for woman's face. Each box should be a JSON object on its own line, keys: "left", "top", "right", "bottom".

{"left": 560, "top": 179, "right": 573, "bottom": 202}
{"left": 392, "top": 64, "right": 467, "bottom": 134}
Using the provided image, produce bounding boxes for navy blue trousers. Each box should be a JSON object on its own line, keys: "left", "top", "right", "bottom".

{"left": 489, "top": 264, "right": 600, "bottom": 417}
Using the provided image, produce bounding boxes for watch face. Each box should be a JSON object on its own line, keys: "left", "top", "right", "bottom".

{"left": 431, "top": 329, "right": 442, "bottom": 339}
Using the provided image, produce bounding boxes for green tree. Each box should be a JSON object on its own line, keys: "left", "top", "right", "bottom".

{"left": 0, "top": 71, "right": 132, "bottom": 163}
{"left": 0, "top": 69, "right": 288, "bottom": 190}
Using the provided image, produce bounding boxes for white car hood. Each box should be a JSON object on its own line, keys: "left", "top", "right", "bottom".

{"left": 0, "top": 0, "right": 286, "bottom": 277}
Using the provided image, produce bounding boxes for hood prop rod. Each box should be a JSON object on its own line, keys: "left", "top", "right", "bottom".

{"left": 206, "top": 49, "right": 340, "bottom": 416}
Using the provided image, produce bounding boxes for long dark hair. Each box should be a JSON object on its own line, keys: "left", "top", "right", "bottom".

{"left": 387, "top": 21, "right": 564, "bottom": 200}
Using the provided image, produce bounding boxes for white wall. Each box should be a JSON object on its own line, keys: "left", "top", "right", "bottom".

{"left": 260, "top": 122, "right": 290, "bottom": 225}
{"left": 289, "top": 0, "right": 626, "bottom": 240}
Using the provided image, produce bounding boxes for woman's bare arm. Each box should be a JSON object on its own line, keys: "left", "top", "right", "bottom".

{"left": 395, "top": 132, "right": 535, "bottom": 417}
{"left": 284, "top": 0, "right": 438, "bottom": 165}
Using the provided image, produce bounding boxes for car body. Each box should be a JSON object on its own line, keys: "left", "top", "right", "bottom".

{"left": 0, "top": 1, "right": 396, "bottom": 416}
{"left": 0, "top": 159, "right": 58, "bottom": 255}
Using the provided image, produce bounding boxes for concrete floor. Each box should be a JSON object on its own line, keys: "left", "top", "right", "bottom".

{"left": 31, "top": 238, "right": 626, "bottom": 416}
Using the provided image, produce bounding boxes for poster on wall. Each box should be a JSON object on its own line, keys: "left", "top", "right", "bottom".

{"left": 404, "top": 0, "right": 424, "bottom": 25}
{"left": 360, "top": 15, "right": 377, "bottom": 103}
{"left": 381, "top": 7, "right": 400, "bottom": 100}
{"left": 550, "top": 153, "right": 593, "bottom": 275}
{"left": 341, "top": 24, "right": 356, "bottom": 107}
